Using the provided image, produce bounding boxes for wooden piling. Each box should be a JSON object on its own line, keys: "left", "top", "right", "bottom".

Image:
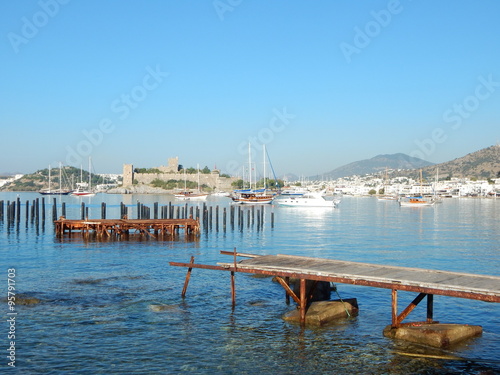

{"left": 25, "top": 200, "right": 29, "bottom": 223}
{"left": 0, "top": 200, "right": 3, "bottom": 221}
{"left": 35, "top": 198, "right": 39, "bottom": 225}
{"left": 209, "top": 206, "right": 213, "bottom": 230}
{"left": 30, "top": 201, "right": 35, "bottom": 223}
{"left": 182, "top": 256, "right": 195, "bottom": 297}
{"left": 16, "top": 197, "right": 21, "bottom": 222}
{"left": 81, "top": 202, "right": 85, "bottom": 220}
{"left": 41, "top": 198, "right": 45, "bottom": 222}
{"left": 62, "top": 202, "right": 66, "bottom": 218}
{"left": 223, "top": 207, "right": 227, "bottom": 231}
{"left": 215, "top": 205, "right": 219, "bottom": 232}
{"left": 52, "top": 200, "right": 57, "bottom": 222}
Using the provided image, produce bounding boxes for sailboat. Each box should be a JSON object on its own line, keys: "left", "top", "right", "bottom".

{"left": 174, "top": 165, "right": 209, "bottom": 201}
{"left": 232, "top": 144, "right": 275, "bottom": 204}
{"left": 39, "top": 163, "right": 72, "bottom": 195}
{"left": 399, "top": 170, "right": 435, "bottom": 207}
{"left": 71, "top": 158, "right": 96, "bottom": 197}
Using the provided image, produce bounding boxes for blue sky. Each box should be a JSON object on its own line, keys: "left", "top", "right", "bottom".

{"left": 1, "top": 1, "right": 499, "bottom": 177}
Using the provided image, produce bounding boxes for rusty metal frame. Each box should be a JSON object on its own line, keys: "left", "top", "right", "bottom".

{"left": 170, "top": 251, "right": 499, "bottom": 327}
{"left": 391, "top": 290, "right": 435, "bottom": 327}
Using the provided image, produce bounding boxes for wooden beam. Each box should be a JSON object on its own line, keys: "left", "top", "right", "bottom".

{"left": 181, "top": 256, "right": 195, "bottom": 298}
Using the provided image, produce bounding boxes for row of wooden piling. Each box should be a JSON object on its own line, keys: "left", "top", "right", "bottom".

{"left": 0, "top": 199, "right": 275, "bottom": 233}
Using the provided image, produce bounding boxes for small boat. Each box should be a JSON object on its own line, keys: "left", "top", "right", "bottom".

{"left": 398, "top": 196, "right": 435, "bottom": 207}
{"left": 399, "top": 170, "right": 435, "bottom": 207}
{"left": 231, "top": 189, "right": 274, "bottom": 204}
{"left": 274, "top": 190, "right": 339, "bottom": 207}
{"left": 71, "top": 158, "right": 96, "bottom": 197}
{"left": 174, "top": 191, "right": 209, "bottom": 201}
{"left": 175, "top": 164, "right": 209, "bottom": 201}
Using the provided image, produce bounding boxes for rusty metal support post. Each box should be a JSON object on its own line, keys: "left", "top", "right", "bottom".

{"left": 181, "top": 256, "right": 195, "bottom": 298}
{"left": 231, "top": 271, "right": 236, "bottom": 308}
{"left": 300, "top": 278, "right": 306, "bottom": 325}
{"left": 392, "top": 289, "right": 398, "bottom": 327}
{"left": 285, "top": 276, "right": 290, "bottom": 304}
{"left": 231, "top": 247, "right": 237, "bottom": 308}
{"left": 427, "top": 294, "right": 434, "bottom": 323}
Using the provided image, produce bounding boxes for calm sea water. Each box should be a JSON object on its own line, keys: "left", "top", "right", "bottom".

{"left": 1, "top": 192, "right": 499, "bottom": 374}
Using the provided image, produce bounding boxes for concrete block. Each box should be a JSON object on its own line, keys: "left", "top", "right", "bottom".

{"left": 283, "top": 298, "right": 358, "bottom": 326}
{"left": 383, "top": 323, "right": 482, "bottom": 348}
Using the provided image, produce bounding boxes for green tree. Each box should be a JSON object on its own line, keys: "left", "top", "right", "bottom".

{"left": 231, "top": 179, "right": 244, "bottom": 189}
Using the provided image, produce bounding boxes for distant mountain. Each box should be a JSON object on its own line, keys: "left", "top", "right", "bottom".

{"left": 422, "top": 145, "right": 500, "bottom": 180}
{"left": 315, "top": 153, "right": 434, "bottom": 180}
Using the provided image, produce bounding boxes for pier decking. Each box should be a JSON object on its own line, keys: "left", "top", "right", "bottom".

{"left": 55, "top": 217, "right": 200, "bottom": 238}
{"left": 170, "top": 252, "right": 500, "bottom": 327}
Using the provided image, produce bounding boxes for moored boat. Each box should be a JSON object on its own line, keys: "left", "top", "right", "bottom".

{"left": 274, "top": 190, "right": 339, "bottom": 207}
{"left": 174, "top": 191, "right": 209, "bottom": 201}
{"left": 231, "top": 189, "right": 274, "bottom": 204}
{"left": 398, "top": 196, "right": 435, "bottom": 207}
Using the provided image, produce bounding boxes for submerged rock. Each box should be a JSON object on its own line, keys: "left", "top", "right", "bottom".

{"left": 12, "top": 294, "right": 42, "bottom": 305}
{"left": 148, "top": 304, "right": 181, "bottom": 312}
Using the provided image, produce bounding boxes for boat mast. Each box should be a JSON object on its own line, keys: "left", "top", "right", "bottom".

{"left": 48, "top": 164, "right": 51, "bottom": 192}
{"left": 248, "top": 142, "right": 252, "bottom": 190}
{"left": 89, "top": 157, "right": 92, "bottom": 191}
{"left": 263, "top": 144, "right": 267, "bottom": 189}
{"left": 59, "top": 162, "right": 65, "bottom": 193}
{"left": 184, "top": 168, "right": 187, "bottom": 191}
{"left": 197, "top": 163, "right": 200, "bottom": 193}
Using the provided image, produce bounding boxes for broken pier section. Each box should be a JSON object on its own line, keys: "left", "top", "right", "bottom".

{"left": 170, "top": 251, "right": 500, "bottom": 348}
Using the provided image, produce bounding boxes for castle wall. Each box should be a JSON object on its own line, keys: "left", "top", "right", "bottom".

{"left": 134, "top": 171, "right": 236, "bottom": 190}
{"left": 122, "top": 160, "right": 237, "bottom": 190}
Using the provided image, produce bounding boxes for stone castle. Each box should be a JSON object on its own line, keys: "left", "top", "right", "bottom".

{"left": 123, "top": 157, "right": 236, "bottom": 191}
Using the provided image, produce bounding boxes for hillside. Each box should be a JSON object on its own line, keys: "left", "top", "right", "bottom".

{"left": 315, "top": 153, "right": 434, "bottom": 180}
{"left": 0, "top": 166, "right": 99, "bottom": 192}
{"left": 421, "top": 145, "right": 500, "bottom": 180}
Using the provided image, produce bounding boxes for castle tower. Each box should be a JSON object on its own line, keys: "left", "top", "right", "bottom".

{"left": 123, "top": 164, "right": 134, "bottom": 186}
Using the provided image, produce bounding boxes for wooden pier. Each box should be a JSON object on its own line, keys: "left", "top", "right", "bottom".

{"left": 170, "top": 251, "right": 500, "bottom": 328}
{"left": 55, "top": 217, "right": 200, "bottom": 238}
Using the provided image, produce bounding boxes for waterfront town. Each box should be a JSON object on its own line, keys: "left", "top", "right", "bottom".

{"left": 2, "top": 166, "right": 500, "bottom": 198}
